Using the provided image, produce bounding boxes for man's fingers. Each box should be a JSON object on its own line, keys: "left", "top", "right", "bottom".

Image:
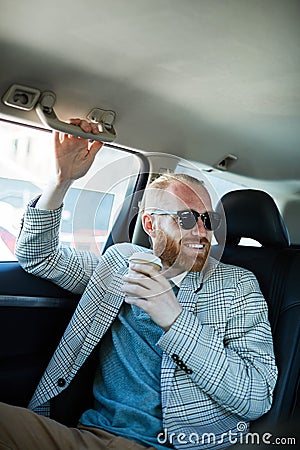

{"left": 69, "top": 118, "right": 81, "bottom": 125}
{"left": 91, "top": 123, "right": 100, "bottom": 134}
{"left": 89, "top": 140, "right": 103, "bottom": 157}
{"left": 123, "top": 277, "right": 173, "bottom": 299}
{"left": 53, "top": 131, "right": 61, "bottom": 146}
{"left": 69, "top": 118, "right": 96, "bottom": 134}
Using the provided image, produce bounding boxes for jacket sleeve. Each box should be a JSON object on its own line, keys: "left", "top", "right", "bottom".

{"left": 157, "top": 269, "right": 278, "bottom": 421}
{"left": 15, "top": 199, "right": 100, "bottom": 295}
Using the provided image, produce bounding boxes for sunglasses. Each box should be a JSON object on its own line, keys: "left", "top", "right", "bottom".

{"left": 149, "top": 209, "right": 221, "bottom": 231}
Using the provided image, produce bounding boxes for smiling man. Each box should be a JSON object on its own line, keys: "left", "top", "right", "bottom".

{"left": 0, "top": 120, "right": 277, "bottom": 450}
{"left": 141, "top": 174, "right": 216, "bottom": 274}
{"left": 123, "top": 173, "right": 220, "bottom": 332}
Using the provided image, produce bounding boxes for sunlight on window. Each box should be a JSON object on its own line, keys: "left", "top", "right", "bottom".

{"left": 0, "top": 120, "right": 140, "bottom": 261}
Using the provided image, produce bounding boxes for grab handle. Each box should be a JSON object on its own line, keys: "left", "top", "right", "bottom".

{"left": 35, "top": 91, "right": 116, "bottom": 143}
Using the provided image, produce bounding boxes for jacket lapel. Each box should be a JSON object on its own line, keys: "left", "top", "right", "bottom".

{"left": 177, "top": 271, "right": 203, "bottom": 311}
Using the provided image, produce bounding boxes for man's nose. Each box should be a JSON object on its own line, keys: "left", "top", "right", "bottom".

{"left": 191, "top": 217, "right": 207, "bottom": 236}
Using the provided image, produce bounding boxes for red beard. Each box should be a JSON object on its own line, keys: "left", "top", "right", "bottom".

{"left": 153, "top": 230, "right": 211, "bottom": 272}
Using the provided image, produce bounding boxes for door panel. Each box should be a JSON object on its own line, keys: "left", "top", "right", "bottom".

{"left": 0, "top": 262, "right": 80, "bottom": 407}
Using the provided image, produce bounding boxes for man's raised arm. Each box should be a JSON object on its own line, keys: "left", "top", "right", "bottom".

{"left": 36, "top": 118, "right": 103, "bottom": 210}
{"left": 15, "top": 119, "right": 103, "bottom": 294}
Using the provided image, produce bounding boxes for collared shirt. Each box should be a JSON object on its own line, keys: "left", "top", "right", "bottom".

{"left": 169, "top": 271, "right": 188, "bottom": 288}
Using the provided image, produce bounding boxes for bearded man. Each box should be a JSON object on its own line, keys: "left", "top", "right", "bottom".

{"left": 0, "top": 119, "right": 277, "bottom": 450}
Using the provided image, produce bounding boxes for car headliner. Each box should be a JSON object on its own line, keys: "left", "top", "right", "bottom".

{"left": 0, "top": 0, "right": 299, "bottom": 184}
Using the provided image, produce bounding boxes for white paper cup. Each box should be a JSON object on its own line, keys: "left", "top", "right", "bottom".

{"left": 128, "top": 252, "right": 162, "bottom": 271}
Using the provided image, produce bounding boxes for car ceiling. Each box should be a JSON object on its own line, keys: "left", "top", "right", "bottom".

{"left": 0, "top": 0, "right": 299, "bottom": 183}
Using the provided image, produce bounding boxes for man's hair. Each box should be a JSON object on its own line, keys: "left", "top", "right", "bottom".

{"left": 148, "top": 172, "right": 204, "bottom": 190}
{"left": 139, "top": 172, "right": 206, "bottom": 212}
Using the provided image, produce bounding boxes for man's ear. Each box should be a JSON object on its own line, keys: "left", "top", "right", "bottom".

{"left": 142, "top": 214, "right": 156, "bottom": 237}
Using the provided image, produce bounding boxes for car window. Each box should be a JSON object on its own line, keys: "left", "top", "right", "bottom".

{"left": 0, "top": 120, "right": 141, "bottom": 261}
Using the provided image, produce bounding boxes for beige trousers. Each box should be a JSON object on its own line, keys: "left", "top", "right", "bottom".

{"left": 0, "top": 403, "right": 157, "bottom": 450}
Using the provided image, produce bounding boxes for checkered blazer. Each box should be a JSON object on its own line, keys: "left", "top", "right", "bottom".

{"left": 15, "top": 202, "right": 278, "bottom": 449}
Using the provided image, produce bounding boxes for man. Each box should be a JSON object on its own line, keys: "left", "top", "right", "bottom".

{"left": 0, "top": 119, "right": 277, "bottom": 449}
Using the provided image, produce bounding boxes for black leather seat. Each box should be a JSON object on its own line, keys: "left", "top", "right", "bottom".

{"left": 214, "top": 189, "right": 300, "bottom": 434}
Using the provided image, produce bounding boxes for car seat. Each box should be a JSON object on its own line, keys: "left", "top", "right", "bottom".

{"left": 214, "top": 189, "right": 300, "bottom": 434}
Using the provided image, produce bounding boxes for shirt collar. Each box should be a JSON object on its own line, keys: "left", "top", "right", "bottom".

{"left": 166, "top": 256, "right": 220, "bottom": 289}
{"left": 168, "top": 271, "right": 188, "bottom": 287}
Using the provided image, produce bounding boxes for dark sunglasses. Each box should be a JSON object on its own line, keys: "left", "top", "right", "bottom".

{"left": 149, "top": 209, "right": 221, "bottom": 231}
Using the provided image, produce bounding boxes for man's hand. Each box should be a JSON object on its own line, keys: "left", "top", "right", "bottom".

{"left": 54, "top": 118, "right": 103, "bottom": 183}
{"left": 123, "top": 263, "right": 183, "bottom": 331}
{"left": 36, "top": 118, "right": 103, "bottom": 210}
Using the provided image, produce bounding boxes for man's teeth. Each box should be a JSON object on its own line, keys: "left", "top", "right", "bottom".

{"left": 186, "top": 243, "right": 204, "bottom": 249}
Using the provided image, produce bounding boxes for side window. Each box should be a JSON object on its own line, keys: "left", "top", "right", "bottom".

{"left": 0, "top": 120, "right": 141, "bottom": 261}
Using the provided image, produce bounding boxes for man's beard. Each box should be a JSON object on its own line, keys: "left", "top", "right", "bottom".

{"left": 153, "top": 230, "right": 211, "bottom": 272}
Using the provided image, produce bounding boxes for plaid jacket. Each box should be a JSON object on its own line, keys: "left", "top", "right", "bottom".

{"left": 15, "top": 202, "right": 278, "bottom": 449}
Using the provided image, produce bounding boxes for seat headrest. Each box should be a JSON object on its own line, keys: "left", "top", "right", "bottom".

{"left": 215, "top": 189, "right": 290, "bottom": 248}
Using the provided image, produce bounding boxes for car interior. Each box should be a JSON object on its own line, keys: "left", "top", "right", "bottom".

{"left": 0, "top": 0, "right": 299, "bottom": 445}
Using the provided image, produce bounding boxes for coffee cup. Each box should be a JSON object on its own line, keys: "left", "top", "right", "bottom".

{"left": 128, "top": 252, "right": 162, "bottom": 271}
